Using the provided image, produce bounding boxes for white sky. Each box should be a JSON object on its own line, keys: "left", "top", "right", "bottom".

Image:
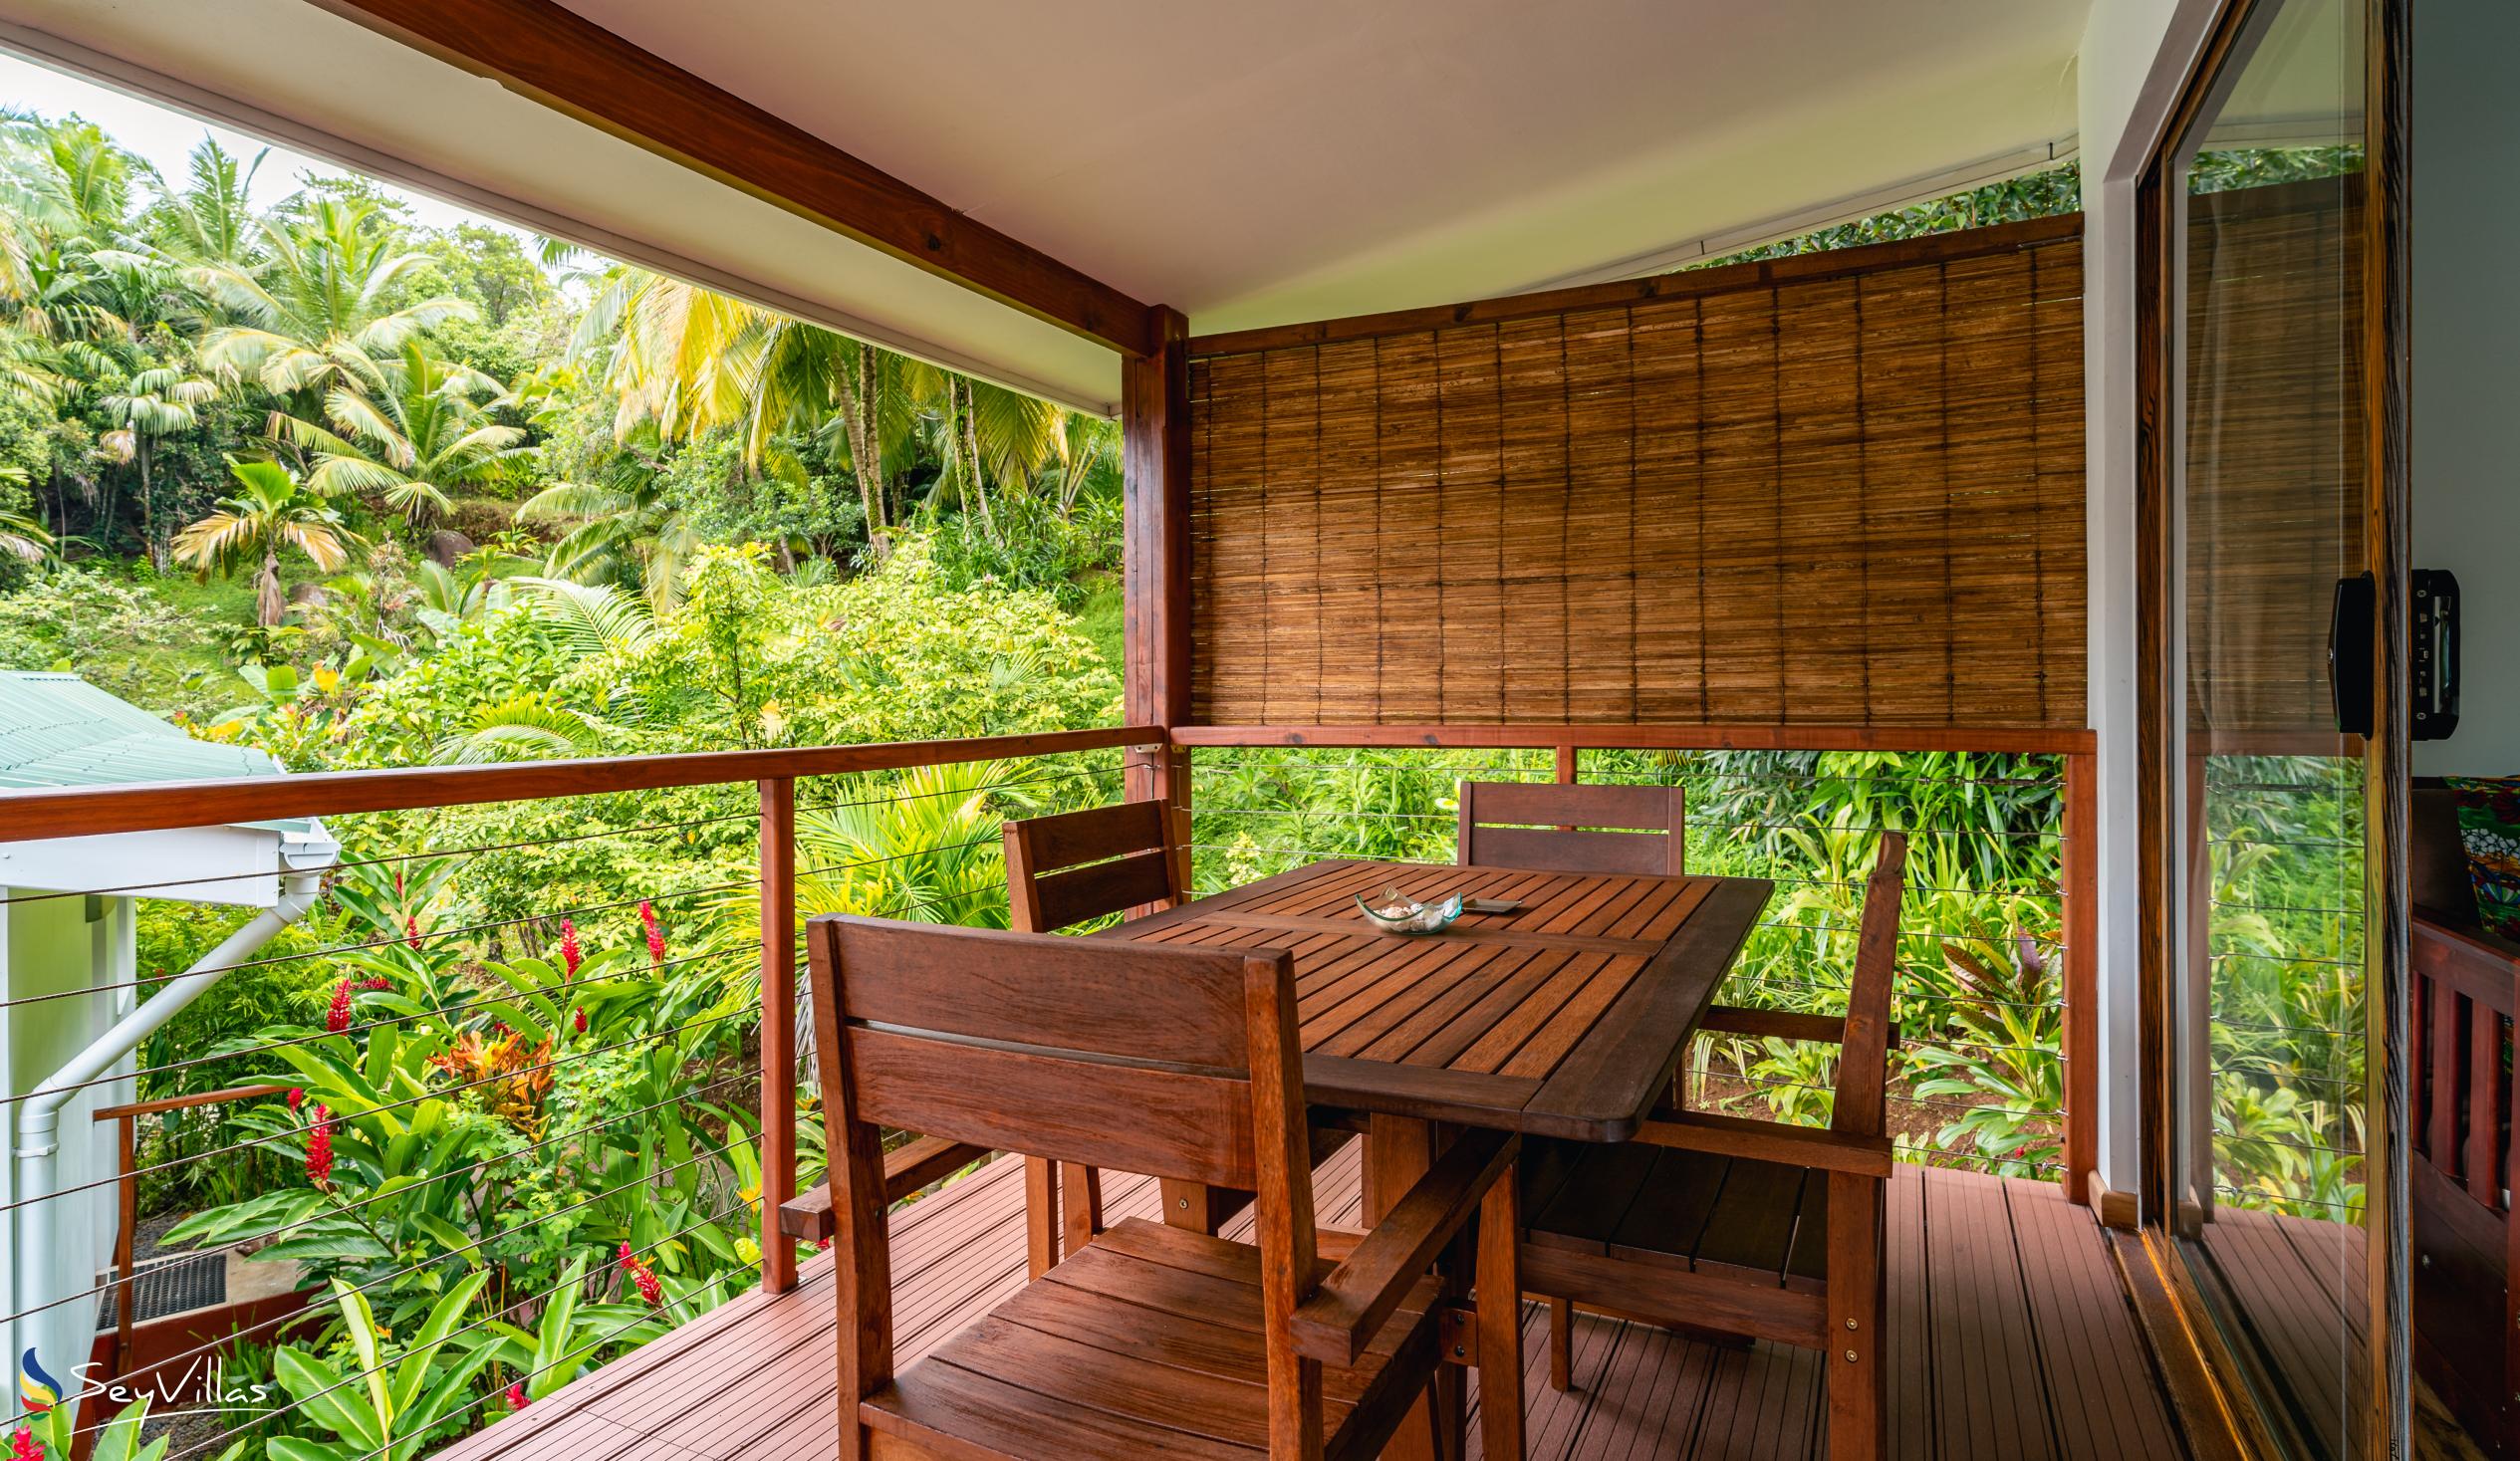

{"left": 0, "top": 50, "right": 524, "bottom": 238}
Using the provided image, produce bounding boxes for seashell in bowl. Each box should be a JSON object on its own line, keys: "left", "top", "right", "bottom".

{"left": 1355, "top": 884, "right": 1465, "bottom": 935}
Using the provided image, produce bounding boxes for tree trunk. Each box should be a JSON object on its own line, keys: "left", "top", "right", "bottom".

{"left": 138, "top": 441, "right": 160, "bottom": 573}
{"left": 841, "top": 343, "right": 889, "bottom": 562}
{"left": 958, "top": 379, "right": 998, "bottom": 546}
{"left": 258, "top": 547, "right": 284, "bottom": 627}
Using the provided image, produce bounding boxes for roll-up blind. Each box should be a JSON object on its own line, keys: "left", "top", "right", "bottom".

{"left": 1185, "top": 216, "right": 2088, "bottom": 730}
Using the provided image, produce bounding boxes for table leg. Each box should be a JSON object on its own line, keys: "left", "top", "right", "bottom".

{"left": 1363, "top": 1113, "right": 1433, "bottom": 1223}
{"left": 1160, "top": 1177, "right": 1223, "bottom": 1234}
{"left": 1023, "top": 1156, "right": 1060, "bottom": 1279}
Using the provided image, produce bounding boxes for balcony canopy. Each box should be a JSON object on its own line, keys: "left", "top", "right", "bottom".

{"left": 3, "top": 0, "right": 2087, "bottom": 413}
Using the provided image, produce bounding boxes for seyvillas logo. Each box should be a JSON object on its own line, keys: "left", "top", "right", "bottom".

{"left": 17, "top": 1352, "right": 277, "bottom": 1420}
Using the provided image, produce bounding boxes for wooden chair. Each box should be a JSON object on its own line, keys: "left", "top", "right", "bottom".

{"left": 1514, "top": 833, "right": 1908, "bottom": 1461}
{"left": 1456, "top": 780, "right": 1686, "bottom": 876}
{"left": 1002, "top": 800, "right": 1186, "bottom": 1276}
{"left": 1459, "top": 779, "right": 1689, "bottom": 1114}
{"left": 807, "top": 916, "right": 1525, "bottom": 1461}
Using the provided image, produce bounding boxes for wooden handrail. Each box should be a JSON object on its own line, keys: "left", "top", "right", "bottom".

{"left": 0, "top": 725, "right": 1159, "bottom": 843}
{"left": 1168, "top": 723, "right": 2095, "bottom": 755}
{"left": 94, "top": 1083, "right": 292, "bottom": 1122}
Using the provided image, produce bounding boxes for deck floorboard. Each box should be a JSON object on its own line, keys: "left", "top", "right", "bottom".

{"left": 433, "top": 1146, "right": 2190, "bottom": 1461}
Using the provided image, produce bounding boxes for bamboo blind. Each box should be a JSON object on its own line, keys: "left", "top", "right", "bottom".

{"left": 2181, "top": 175, "right": 2367, "bottom": 738}
{"left": 1185, "top": 219, "right": 2088, "bottom": 729}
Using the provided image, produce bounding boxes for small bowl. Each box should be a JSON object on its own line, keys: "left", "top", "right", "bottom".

{"left": 1355, "top": 885, "right": 1464, "bottom": 935}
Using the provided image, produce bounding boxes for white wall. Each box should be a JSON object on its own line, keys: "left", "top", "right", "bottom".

{"left": 2410, "top": 0, "right": 2520, "bottom": 777}
{"left": 2075, "top": 0, "right": 2225, "bottom": 1202}
{"left": 2, "top": 890, "right": 127, "bottom": 1421}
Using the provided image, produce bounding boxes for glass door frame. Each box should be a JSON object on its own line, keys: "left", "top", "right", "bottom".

{"left": 2132, "top": 0, "right": 2411, "bottom": 1456}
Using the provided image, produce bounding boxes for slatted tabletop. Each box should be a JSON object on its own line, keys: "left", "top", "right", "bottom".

{"left": 1099, "top": 859, "right": 1771, "bottom": 1140}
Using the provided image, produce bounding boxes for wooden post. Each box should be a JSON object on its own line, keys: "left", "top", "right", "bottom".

{"left": 1123, "top": 306, "right": 1193, "bottom": 890}
{"left": 2062, "top": 750, "right": 2097, "bottom": 1204}
{"left": 759, "top": 776, "right": 799, "bottom": 1293}
{"left": 1554, "top": 744, "right": 1578, "bottom": 784}
{"left": 115, "top": 1113, "right": 135, "bottom": 1371}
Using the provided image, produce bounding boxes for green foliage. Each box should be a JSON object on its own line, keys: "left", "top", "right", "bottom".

{"left": 260, "top": 1276, "right": 505, "bottom": 1461}
{"left": 1708, "top": 163, "right": 2081, "bottom": 267}
{"left": 0, "top": 564, "right": 222, "bottom": 710}
{"left": 16, "top": 1392, "right": 179, "bottom": 1461}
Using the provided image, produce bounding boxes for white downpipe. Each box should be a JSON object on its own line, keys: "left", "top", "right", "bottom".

{"left": 10, "top": 834, "right": 337, "bottom": 1389}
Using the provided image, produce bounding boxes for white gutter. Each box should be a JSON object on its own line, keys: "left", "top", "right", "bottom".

{"left": 10, "top": 829, "right": 339, "bottom": 1383}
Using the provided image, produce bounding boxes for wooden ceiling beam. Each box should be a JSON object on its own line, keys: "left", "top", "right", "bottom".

{"left": 304, "top": 0, "right": 1156, "bottom": 357}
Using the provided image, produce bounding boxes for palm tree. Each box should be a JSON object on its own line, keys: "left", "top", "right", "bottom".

{"left": 190, "top": 198, "right": 473, "bottom": 406}
{"left": 100, "top": 364, "right": 217, "bottom": 567}
{"left": 172, "top": 457, "right": 357, "bottom": 625}
{"left": 270, "top": 342, "right": 529, "bottom": 528}
{"left": 146, "top": 137, "right": 266, "bottom": 287}
{"left": 0, "top": 464, "right": 50, "bottom": 565}
{"left": 515, "top": 424, "right": 700, "bottom": 606}
{"left": 586, "top": 267, "right": 1078, "bottom": 562}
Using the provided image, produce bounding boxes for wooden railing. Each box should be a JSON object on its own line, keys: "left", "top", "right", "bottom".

{"left": 0, "top": 712, "right": 2099, "bottom": 1412}
{"left": 91, "top": 1083, "right": 293, "bottom": 1373}
{"left": 0, "top": 718, "right": 1159, "bottom": 1452}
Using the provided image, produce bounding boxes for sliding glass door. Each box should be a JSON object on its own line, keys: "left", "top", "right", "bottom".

{"left": 2154, "top": 0, "right": 2393, "bottom": 1455}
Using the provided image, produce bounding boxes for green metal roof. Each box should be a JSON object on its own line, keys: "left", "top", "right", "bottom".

{"left": 0, "top": 672, "right": 318, "bottom": 836}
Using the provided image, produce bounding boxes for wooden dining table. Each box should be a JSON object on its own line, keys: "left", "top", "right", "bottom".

{"left": 1095, "top": 856, "right": 1773, "bottom": 1224}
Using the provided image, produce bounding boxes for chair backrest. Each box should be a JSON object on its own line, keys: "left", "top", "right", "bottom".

{"left": 808, "top": 917, "right": 1320, "bottom": 1415}
{"left": 1457, "top": 781, "right": 1687, "bottom": 876}
{"left": 1830, "top": 833, "right": 1909, "bottom": 1141}
{"left": 1003, "top": 799, "right": 1183, "bottom": 932}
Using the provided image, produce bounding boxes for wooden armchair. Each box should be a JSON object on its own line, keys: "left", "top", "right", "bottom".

{"left": 807, "top": 916, "right": 1525, "bottom": 1461}
{"left": 1456, "top": 780, "right": 1686, "bottom": 875}
{"left": 1514, "top": 833, "right": 1908, "bottom": 1461}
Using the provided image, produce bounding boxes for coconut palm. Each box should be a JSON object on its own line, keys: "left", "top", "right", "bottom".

{"left": 190, "top": 197, "right": 474, "bottom": 404}
{"left": 587, "top": 267, "right": 1080, "bottom": 561}
{"left": 269, "top": 342, "right": 529, "bottom": 528}
{"left": 172, "top": 457, "right": 358, "bottom": 625}
{"left": 100, "top": 364, "right": 217, "bottom": 566}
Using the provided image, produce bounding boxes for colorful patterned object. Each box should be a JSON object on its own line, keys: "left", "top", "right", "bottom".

{"left": 2446, "top": 776, "right": 2520, "bottom": 941}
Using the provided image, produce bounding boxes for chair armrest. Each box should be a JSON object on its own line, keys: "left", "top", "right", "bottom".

{"left": 1697, "top": 1006, "right": 1900, "bottom": 1051}
{"left": 1289, "top": 1128, "right": 1519, "bottom": 1365}
{"left": 1635, "top": 1108, "right": 1892, "bottom": 1177}
{"left": 777, "top": 1135, "right": 994, "bottom": 1241}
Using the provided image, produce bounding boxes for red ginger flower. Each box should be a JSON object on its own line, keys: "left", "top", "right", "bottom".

{"left": 559, "top": 919, "right": 583, "bottom": 980}
{"left": 404, "top": 915, "right": 422, "bottom": 951}
{"left": 506, "top": 1382, "right": 528, "bottom": 1411}
{"left": 364, "top": 976, "right": 389, "bottom": 991}
{"left": 618, "top": 1241, "right": 661, "bottom": 1305}
{"left": 573, "top": 1007, "right": 588, "bottom": 1034}
{"left": 637, "top": 901, "right": 665, "bottom": 966}
{"left": 306, "top": 1105, "right": 336, "bottom": 1188}
{"left": 286, "top": 1087, "right": 305, "bottom": 1114}
{"left": 12, "top": 1424, "right": 39, "bottom": 1461}
{"left": 325, "top": 980, "right": 354, "bottom": 1034}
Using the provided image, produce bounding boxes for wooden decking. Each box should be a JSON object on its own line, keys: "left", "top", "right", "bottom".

{"left": 436, "top": 1146, "right": 2186, "bottom": 1461}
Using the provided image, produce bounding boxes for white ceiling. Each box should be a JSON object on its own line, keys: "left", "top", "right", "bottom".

{"left": 1, "top": 0, "right": 2093, "bottom": 411}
